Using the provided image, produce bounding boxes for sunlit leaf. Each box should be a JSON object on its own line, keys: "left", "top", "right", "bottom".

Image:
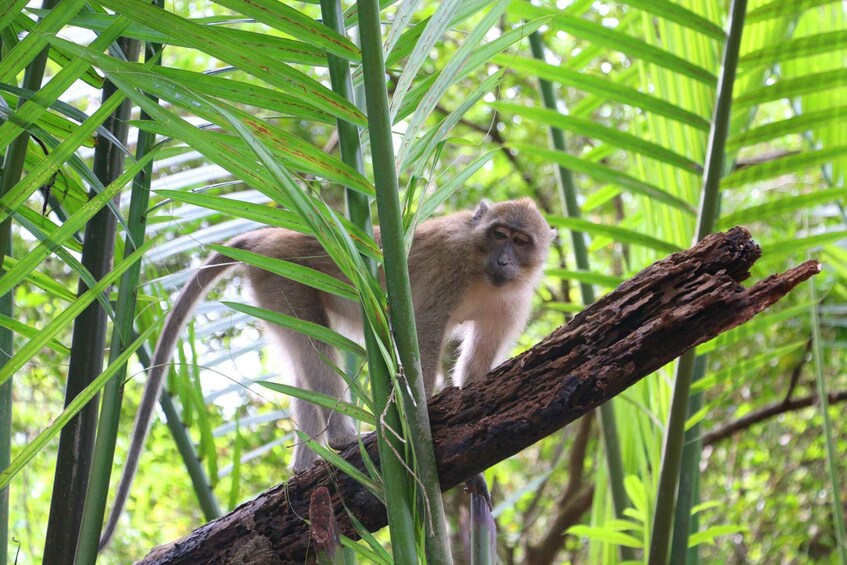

{"left": 494, "top": 54, "right": 710, "bottom": 132}
{"left": 721, "top": 146, "right": 847, "bottom": 189}
{"left": 739, "top": 30, "right": 847, "bottom": 67}
{"left": 734, "top": 68, "right": 847, "bottom": 107}
{"left": 0, "top": 322, "right": 159, "bottom": 489}
{"left": 621, "top": 0, "right": 725, "bottom": 40}
{"left": 513, "top": 143, "right": 696, "bottom": 213}
{"left": 566, "top": 525, "right": 643, "bottom": 548}
{"left": 688, "top": 525, "right": 748, "bottom": 548}
{"left": 222, "top": 301, "right": 365, "bottom": 356}
{"left": 499, "top": 103, "right": 702, "bottom": 173}
{"left": 547, "top": 216, "right": 682, "bottom": 254}
{"left": 258, "top": 381, "right": 374, "bottom": 425}
{"left": 210, "top": 244, "right": 359, "bottom": 302}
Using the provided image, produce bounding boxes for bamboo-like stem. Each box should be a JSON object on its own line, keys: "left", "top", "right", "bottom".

{"left": 317, "top": 4, "right": 385, "bottom": 563}
{"left": 318, "top": 0, "right": 370, "bottom": 233}
{"left": 810, "top": 277, "right": 847, "bottom": 563}
{"left": 528, "top": 30, "right": 634, "bottom": 562}
{"left": 649, "top": 2, "right": 748, "bottom": 563}
{"left": 356, "top": 1, "right": 452, "bottom": 563}
{"left": 43, "top": 36, "right": 140, "bottom": 561}
{"left": 669, "top": 356, "right": 705, "bottom": 565}
{"left": 0, "top": 15, "right": 59, "bottom": 555}
{"left": 0, "top": 1, "right": 58, "bottom": 557}
{"left": 158, "top": 385, "right": 222, "bottom": 518}
{"left": 0, "top": 278, "right": 9, "bottom": 565}
{"left": 133, "top": 342, "right": 223, "bottom": 521}
{"left": 78, "top": 28, "right": 220, "bottom": 560}
{"left": 75, "top": 37, "right": 151, "bottom": 560}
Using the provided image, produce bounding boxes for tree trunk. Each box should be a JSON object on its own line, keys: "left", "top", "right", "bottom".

{"left": 137, "top": 227, "right": 819, "bottom": 564}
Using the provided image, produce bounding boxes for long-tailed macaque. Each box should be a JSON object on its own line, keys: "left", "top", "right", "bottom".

{"left": 101, "top": 198, "right": 554, "bottom": 546}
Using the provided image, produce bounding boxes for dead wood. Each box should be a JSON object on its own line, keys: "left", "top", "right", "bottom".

{"left": 137, "top": 227, "right": 819, "bottom": 564}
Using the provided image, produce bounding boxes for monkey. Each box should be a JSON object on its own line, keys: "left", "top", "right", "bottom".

{"left": 100, "top": 198, "right": 554, "bottom": 547}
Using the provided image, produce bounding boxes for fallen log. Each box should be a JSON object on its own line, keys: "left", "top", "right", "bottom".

{"left": 137, "top": 227, "right": 819, "bottom": 564}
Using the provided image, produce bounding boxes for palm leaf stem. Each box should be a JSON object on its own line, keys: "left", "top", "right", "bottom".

{"left": 810, "top": 274, "right": 847, "bottom": 563}
{"left": 650, "top": 2, "right": 748, "bottom": 563}
{"left": 43, "top": 36, "right": 140, "bottom": 562}
{"left": 357, "top": 1, "right": 452, "bottom": 562}
{"left": 0, "top": 287, "right": 8, "bottom": 565}
{"left": 319, "top": 4, "right": 379, "bottom": 562}
{"left": 0, "top": 2, "right": 57, "bottom": 559}
{"left": 528, "top": 29, "right": 635, "bottom": 563}
{"left": 77, "top": 27, "right": 219, "bottom": 562}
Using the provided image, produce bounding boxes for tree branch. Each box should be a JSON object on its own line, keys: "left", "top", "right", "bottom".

{"left": 703, "top": 390, "right": 847, "bottom": 445}
{"left": 783, "top": 338, "right": 812, "bottom": 403}
{"left": 137, "top": 228, "right": 819, "bottom": 565}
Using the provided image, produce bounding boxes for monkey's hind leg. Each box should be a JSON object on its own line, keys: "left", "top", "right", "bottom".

{"left": 269, "top": 325, "right": 358, "bottom": 473}
{"left": 252, "top": 270, "right": 359, "bottom": 472}
{"left": 289, "top": 390, "right": 325, "bottom": 473}
{"left": 297, "top": 335, "right": 358, "bottom": 452}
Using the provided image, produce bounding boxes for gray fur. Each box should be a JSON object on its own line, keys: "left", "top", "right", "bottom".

{"left": 101, "top": 199, "right": 553, "bottom": 546}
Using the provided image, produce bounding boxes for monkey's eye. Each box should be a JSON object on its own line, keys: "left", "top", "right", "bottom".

{"left": 493, "top": 228, "right": 509, "bottom": 240}
{"left": 514, "top": 235, "right": 531, "bottom": 246}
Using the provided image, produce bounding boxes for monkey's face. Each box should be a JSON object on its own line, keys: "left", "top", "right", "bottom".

{"left": 484, "top": 225, "right": 537, "bottom": 287}
{"left": 471, "top": 198, "right": 554, "bottom": 287}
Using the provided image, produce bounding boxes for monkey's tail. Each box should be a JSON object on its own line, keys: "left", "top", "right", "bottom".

{"left": 99, "top": 249, "right": 240, "bottom": 549}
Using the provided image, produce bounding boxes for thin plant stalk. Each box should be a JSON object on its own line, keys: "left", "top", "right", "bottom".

{"left": 43, "top": 36, "right": 140, "bottom": 561}
{"left": 356, "top": 1, "right": 452, "bottom": 562}
{"left": 676, "top": 20, "right": 805, "bottom": 563}
{"left": 318, "top": 0, "right": 369, "bottom": 231}
{"left": 0, "top": 244, "right": 9, "bottom": 565}
{"left": 76, "top": 31, "right": 205, "bottom": 562}
{"left": 0, "top": 28, "right": 10, "bottom": 564}
{"left": 671, "top": 21, "right": 796, "bottom": 563}
{"left": 528, "top": 29, "right": 634, "bottom": 562}
{"left": 0, "top": 15, "right": 58, "bottom": 556}
{"left": 810, "top": 276, "right": 847, "bottom": 563}
{"left": 669, "top": 356, "right": 706, "bottom": 565}
{"left": 0, "top": 283, "right": 9, "bottom": 565}
{"left": 0, "top": 2, "right": 58, "bottom": 557}
{"left": 649, "top": 2, "right": 748, "bottom": 563}
{"left": 318, "top": 5, "right": 385, "bottom": 563}
{"left": 134, "top": 342, "right": 222, "bottom": 518}
{"left": 351, "top": 2, "right": 420, "bottom": 562}
{"left": 158, "top": 383, "right": 222, "bottom": 520}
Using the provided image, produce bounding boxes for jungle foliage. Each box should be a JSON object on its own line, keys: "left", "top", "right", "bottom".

{"left": 1, "top": 0, "right": 845, "bottom": 563}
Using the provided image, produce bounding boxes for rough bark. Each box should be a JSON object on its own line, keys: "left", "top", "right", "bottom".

{"left": 137, "top": 227, "right": 819, "bottom": 565}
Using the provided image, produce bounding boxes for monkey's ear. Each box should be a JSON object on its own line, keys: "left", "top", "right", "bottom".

{"left": 472, "top": 200, "right": 491, "bottom": 223}
{"left": 549, "top": 227, "right": 559, "bottom": 242}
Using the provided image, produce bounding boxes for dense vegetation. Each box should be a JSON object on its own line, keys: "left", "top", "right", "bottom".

{"left": 1, "top": 1, "right": 845, "bottom": 563}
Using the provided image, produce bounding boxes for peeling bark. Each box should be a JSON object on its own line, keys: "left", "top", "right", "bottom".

{"left": 137, "top": 228, "right": 819, "bottom": 565}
